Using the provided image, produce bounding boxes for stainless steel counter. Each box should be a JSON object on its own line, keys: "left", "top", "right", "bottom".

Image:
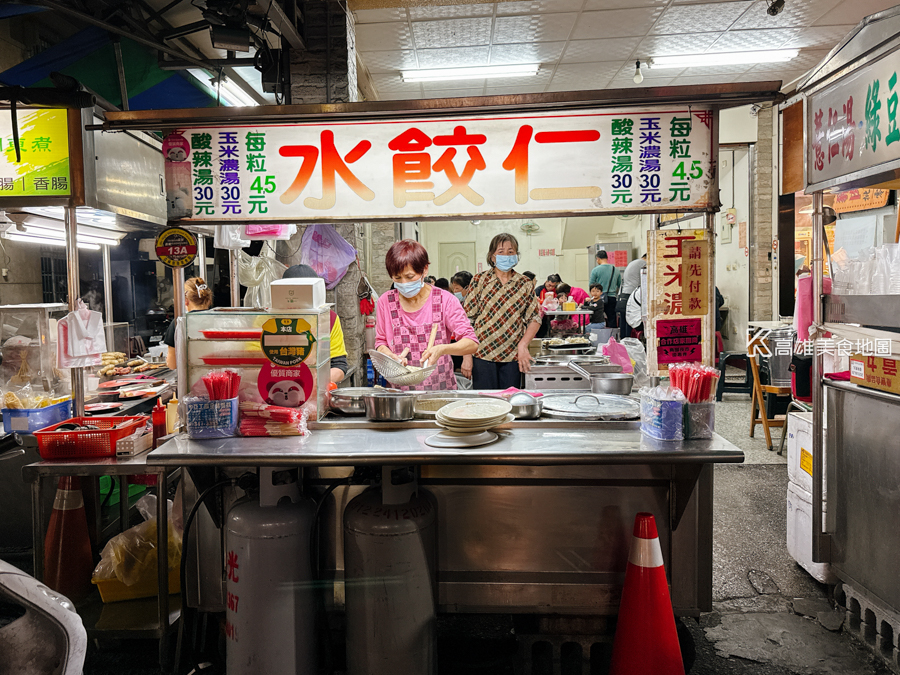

{"left": 149, "top": 427, "right": 743, "bottom": 467}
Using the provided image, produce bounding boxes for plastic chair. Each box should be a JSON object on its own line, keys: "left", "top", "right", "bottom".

{"left": 0, "top": 559, "right": 87, "bottom": 675}
{"left": 716, "top": 351, "right": 753, "bottom": 400}
{"left": 749, "top": 356, "right": 791, "bottom": 452}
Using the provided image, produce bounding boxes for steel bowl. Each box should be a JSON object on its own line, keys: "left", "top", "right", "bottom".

{"left": 361, "top": 392, "right": 417, "bottom": 421}
{"left": 590, "top": 373, "right": 634, "bottom": 395}
{"left": 508, "top": 392, "right": 543, "bottom": 419}
{"left": 329, "top": 387, "right": 400, "bottom": 415}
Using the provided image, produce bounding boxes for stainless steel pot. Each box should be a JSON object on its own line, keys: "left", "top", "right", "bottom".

{"left": 566, "top": 361, "right": 634, "bottom": 395}
{"left": 329, "top": 387, "right": 400, "bottom": 415}
{"left": 508, "top": 392, "right": 543, "bottom": 419}
{"left": 361, "top": 392, "right": 417, "bottom": 421}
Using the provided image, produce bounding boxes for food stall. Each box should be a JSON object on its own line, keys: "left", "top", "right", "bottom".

{"left": 69, "top": 82, "right": 779, "bottom": 670}
{"left": 780, "top": 5, "right": 900, "bottom": 655}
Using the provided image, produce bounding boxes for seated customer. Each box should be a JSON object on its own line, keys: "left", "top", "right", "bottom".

{"left": 282, "top": 264, "right": 348, "bottom": 383}
{"left": 582, "top": 283, "right": 607, "bottom": 331}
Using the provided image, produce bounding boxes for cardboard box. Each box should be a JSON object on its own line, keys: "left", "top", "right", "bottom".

{"left": 849, "top": 353, "right": 900, "bottom": 396}
{"left": 786, "top": 412, "right": 827, "bottom": 500}
{"left": 786, "top": 481, "right": 836, "bottom": 584}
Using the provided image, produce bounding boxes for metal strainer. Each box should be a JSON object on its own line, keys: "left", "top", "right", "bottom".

{"left": 369, "top": 350, "right": 438, "bottom": 387}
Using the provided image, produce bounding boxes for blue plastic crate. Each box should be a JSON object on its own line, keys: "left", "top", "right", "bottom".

{"left": 2, "top": 399, "right": 73, "bottom": 434}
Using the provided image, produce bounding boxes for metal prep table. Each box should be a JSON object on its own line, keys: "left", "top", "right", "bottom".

{"left": 21, "top": 455, "right": 180, "bottom": 670}
{"left": 150, "top": 421, "right": 743, "bottom": 618}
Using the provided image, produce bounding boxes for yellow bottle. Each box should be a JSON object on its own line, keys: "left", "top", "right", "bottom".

{"left": 166, "top": 396, "right": 179, "bottom": 435}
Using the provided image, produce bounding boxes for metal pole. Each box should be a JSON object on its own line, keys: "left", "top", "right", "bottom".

{"left": 102, "top": 244, "right": 115, "bottom": 349}
{"left": 705, "top": 211, "right": 716, "bottom": 368}
{"left": 810, "top": 190, "right": 830, "bottom": 563}
{"left": 196, "top": 234, "right": 206, "bottom": 280}
{"left": 65, "top": 207, "right": 84, "bottom": 417}
{"left": 173, "top": 266, "right": 185, "bottom": 321}
{"left": 229, "top": 249, "right": 240, "bottom": 307}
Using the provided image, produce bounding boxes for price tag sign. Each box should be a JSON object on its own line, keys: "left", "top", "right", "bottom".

{"left": 155, "top": 227, "right": 198, "bottom": 268}
{"left": 261, "top": 317, "right": 316, "bottom": 367}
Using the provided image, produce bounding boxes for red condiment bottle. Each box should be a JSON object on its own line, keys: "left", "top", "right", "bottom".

{"left": 152, "top": 400, "right": 167, "bottom": 449}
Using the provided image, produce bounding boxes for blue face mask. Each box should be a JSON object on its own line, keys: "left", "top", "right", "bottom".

{"left": 495, "top": 254, "right": 518, "bottom": 271}
{"left": 395, "top": 278, "right": 424, "bottom": 298}
{"left": 454, "top": 292, "right": 464, "bottom": 301}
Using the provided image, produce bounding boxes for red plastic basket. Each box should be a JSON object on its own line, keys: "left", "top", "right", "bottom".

{"left": 34, "top": 416, "right": 148, "bottom": 460}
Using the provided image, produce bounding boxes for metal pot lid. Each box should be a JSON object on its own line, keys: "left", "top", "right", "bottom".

{"left": 332, "top": 387, "right": 399, "bottom": 399}
{"left": 540, "top": 393, "right": 640, "bottom": 420}
{"left": 534, "top": 354, "right": 609, "bottom": 365}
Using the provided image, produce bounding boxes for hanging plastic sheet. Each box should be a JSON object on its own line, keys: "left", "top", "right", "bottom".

{"left": 299, "top": 224, "right": 357, "bottom": 289}
{"left": 238, "top": 248, "right": 287, "bottom": 309}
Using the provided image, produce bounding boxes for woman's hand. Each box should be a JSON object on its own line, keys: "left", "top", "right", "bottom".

{"left": 515, "top": 344, "right": 534, "bottom": 373}
{"left": 461, "top": 355, "right": 473, "bottom": 380}
{"left": 378, "top": 346, "right": 409, "bottom": 366}
{"left": 422, "top": 343, "right": 445, "bottom": 365}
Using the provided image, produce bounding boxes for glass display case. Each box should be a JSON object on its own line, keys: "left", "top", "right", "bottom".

{"left": 0, "top": 303, "right": 68, "bottom": 395}
{"left": 184, "top": 307, "right": 331, "bottom": 421}
{"left": 105, "top": 321, "right": 132, "bottom": 357}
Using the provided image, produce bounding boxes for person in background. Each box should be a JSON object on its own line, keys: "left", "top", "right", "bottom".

{"left": 589, "top": 251, "right": 621, "bottom": 328}
{"left": 522, "top": 271, "right": 536, "bottom": 282}
{"left": 375, "top": 240, "right": 478, "bottom": 391}
{"left": 165, "top": 277, "right": 212, "bottom": 369}
{"left": 463, "top": 233, "right": 542, "bottom": 389}
{"left": 535, "top": 273, "right": 561, "bottom": 301}
{"left": 583, "top": 283, "right": 606, "bottom": 331}
{"left": 435, "top": 278, "right": 450, "bottom": 291}
{"left": 626, "top": 285, "right": 644, "bottom": 335}
{"left": 424, "top": 275, "right": 437, "bottom": 286}
{"left": 282, "top": 264, "right": 348, "bottom": 383}
{"left": 450, "top": 271, "right": 473, "bottom": 303}
{"left": 617, "top": 253, "right": 646, "bottom": 338}
{"left": 555, "top": 282, "right": 589, "bottom": 306}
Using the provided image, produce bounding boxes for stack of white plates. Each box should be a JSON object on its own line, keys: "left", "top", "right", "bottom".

{"left": 435, "top": 399, "right": 514, "bottom": 434}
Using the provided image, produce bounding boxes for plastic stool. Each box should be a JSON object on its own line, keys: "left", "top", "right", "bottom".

{"left": 716, "top": 352, "right": 753, "bottom": 401}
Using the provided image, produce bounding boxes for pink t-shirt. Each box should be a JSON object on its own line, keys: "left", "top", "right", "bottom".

{"left": 375, "top": 287, "right": 478, "bottom": 351}
{"left": 568, "top": 287, "right": 589, "bottom": 305}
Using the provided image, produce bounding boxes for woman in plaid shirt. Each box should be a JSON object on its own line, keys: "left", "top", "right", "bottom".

{"left": 462, "top": 233, "right": 542, "bottom": 390}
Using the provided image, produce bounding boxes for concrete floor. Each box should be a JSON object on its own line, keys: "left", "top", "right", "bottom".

{"left": 3, "top": 393, "right": 893, "bottom": 675}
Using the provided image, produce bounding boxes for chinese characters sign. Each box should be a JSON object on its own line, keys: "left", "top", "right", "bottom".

{"left": 681, "top": 240, "right": 709, "bottom": 316}
{"left": 850, "top": 353, "right": 900, "bottom": 396}
{"left": 808, "top": 53, "right": 900, "bottom": 188}
{"left": 0, "top": 109, "right": 70, "bottom": 197}
{"left": 155, "top": 227, "right": 197, "bottom": 268}
{"left": 832, "top": 187, "right": 890, "bottom": 213}
{"left": 165, "top": 106, "right": 715, "bottom": 221}
{"left": 647, "top": 229, "right": 713, "bottom": 374}
{"left": 261, "top": 317, "right": 316, "bottom": 367}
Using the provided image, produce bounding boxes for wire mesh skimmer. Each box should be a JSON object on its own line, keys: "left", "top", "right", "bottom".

{"left": 369, "top": 350, "right": 438, "bottom": 387}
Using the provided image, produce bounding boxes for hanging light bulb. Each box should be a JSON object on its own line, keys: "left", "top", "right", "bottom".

{"left": 633, "top": 60, "right": 644, "bottom": 84}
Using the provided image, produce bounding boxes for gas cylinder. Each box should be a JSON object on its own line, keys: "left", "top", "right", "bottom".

{"left": 224, "top": 468, "right": 315, "bottom": 675}
{"left": 343, "top": 468, "right": 437, "bottom": 675}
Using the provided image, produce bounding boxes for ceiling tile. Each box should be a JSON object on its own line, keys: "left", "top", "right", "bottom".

{"left": 731, "top": 0, "right": 843, "bottom": 29}
{"left": 409, "top": 4, "right": 494, "bottom": 20}
{"left": 561, "top": 37, "right": 641, "bottom": 63}
{"left": 417, "top": 46, "right": 490, "bottom": 68}
{"left": 639, "top": 32, "right": 721, "bottom": 56}
{"left": 547, "top": 78, "right": 615, "bottom": 92}
{"left": 353, "top": 8, "right": 406, "bottom": 24}
{"left": 780, "top": 24, "right": 855, "bottom": 49}
{"left": 483, "top": 84, "right": 551, "bottom": 95}
{"left": 707, "top": 28, "right": 798, "bottom": 51}
{"left": 412, "top": 18, "right": 493, "bottom": 48}
{"left": 498, "top": 0, "right": 585, "bottom": 14}
{"left": 605, "top": 77, "right": 676, "bottom": 89}
{"left": 370, "top": 72, "right": 420, "bottom": 92}
{"left": 613, "top": 63, "right": 684, "bottom": 80}
{"left": 493, "top": 13, "right": 579, "bottom": 43}
{"left": 584, "top": 0, "right": 669, "bottom": 8}
{"left": 356, "top": 23, "right": 414, "bottom": 52}
{"left": 651, "top": 2, "right": 754, "bottom": 35}
{"left": 359, "top": 50, "right": 418, "bottom": 73}
{"left": 572, "top": 7, "right": 666, "bottom": 39}
{"left": 421, "top": 80, "right": 486, "bottom": 93}
{"left": 554, "top": 62, "right": 623, "bottom": 81}
{"left": 670, "top": 63, "right": 753, "bottom": 75}
{"left": 489, "top": 42, "right": 566, "bottom": 65}
{"left": 813, "top": 0, "right": 900, "bottom": 26}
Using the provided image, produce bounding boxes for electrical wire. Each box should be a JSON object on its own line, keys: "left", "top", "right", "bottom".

{"left": 175, "top": 476, "right": 238, "bottom": 675}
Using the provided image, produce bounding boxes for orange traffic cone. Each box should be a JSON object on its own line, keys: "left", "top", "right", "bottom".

{"left": 44, "top": 476, "right": 94, "bottom": 601}
{"left": 610, "top": 512, "right": 685, "bottom": 675}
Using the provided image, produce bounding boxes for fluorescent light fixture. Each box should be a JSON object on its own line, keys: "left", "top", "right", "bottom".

{"left": 6, "top": 233, "right": 100, "bottom": 251}
{"left": 23, "top": 225, "right": 119, "bottom": 247}
{"left": 650, "top": 49, "right": 798, "bottom": 69}
{"left": 402, "top": 64, "right": 539, "bottom": 83}
{"left": 186, "top": 69, "right": 259, "bottom": 107}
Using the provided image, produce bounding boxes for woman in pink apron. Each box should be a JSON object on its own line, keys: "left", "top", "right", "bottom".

{"left": 375, "top": 240, "right": 478, "bottom": 391}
